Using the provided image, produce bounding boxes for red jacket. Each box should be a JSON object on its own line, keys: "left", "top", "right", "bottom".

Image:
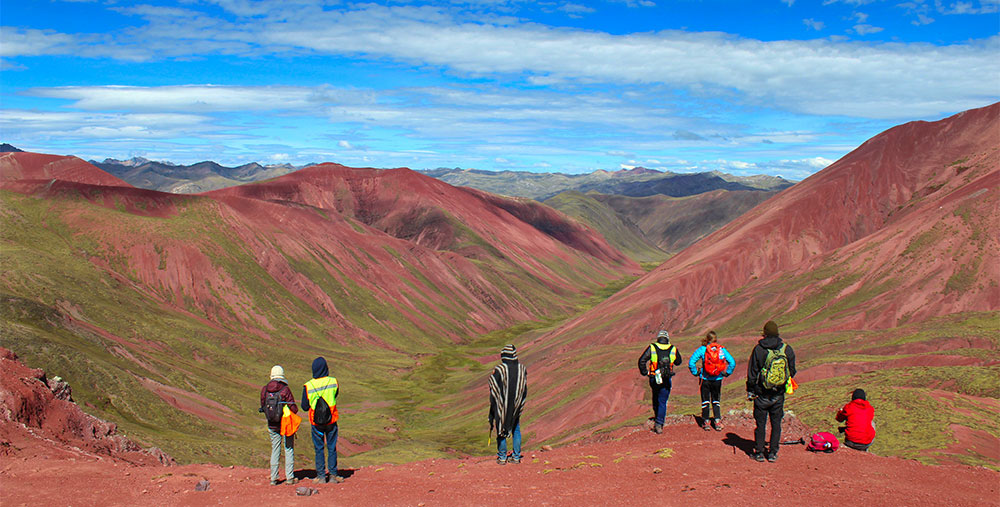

{"left": 260, "top": 380, "right": 298, "bottom": 431}
{"left": 836, "top": 399, "right": 875, "bottom": 445}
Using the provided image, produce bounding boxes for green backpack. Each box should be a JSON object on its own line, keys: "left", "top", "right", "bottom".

{"left": 760, "top": 344, "right": 790, "bottom": 390}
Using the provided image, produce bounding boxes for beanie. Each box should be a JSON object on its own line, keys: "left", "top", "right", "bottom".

{"left": 763, "top": 321, "right": 779, "bottom": 337}
{"left": 269, "top": 365, "right": 286, "bottom": 382}
{"left": 656, "top": 330, "right": 670, "bottom": 344}
{"left": 852, "top": 388, "right": 866, "bottom": 401}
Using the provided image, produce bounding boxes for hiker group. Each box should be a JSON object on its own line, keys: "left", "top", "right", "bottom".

{"left": 637, "top": 320, "right": 875, "bottom": 462}
{"left": 258, "top": 320, "right": 876, "bottom": 484}
{"left": 258, "top": 357, "right": 342, "bottom": 486}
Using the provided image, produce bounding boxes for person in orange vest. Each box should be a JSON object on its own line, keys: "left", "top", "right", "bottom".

{"left": 637, "top": 330, "right": 683, "bottom": 434}
{"left": 300, "top": 357, "right": 343, "bottom": 484}
{"left": 259, "top": 365, "right": 298, "bottom": 486}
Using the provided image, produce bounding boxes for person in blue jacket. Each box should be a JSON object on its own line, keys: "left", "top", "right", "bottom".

{"left": 688, "top": 330, "right": 736, "bottom": 431}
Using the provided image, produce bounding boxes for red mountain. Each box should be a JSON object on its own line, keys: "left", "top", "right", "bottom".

{"left": 515, "top": 103, "right": 999, "bottom": 459}
{"left": 0, "top": 152, "right": 131, "bottom": 187}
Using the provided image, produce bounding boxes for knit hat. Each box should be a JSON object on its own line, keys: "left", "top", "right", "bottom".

{"left": 500, "top": 344, "right": 518, "bottom": 361}
{"left": 852, "top": 388, "right": 866, "bottom": 401}
{"left": 656, "top": 330, "right": 670, "bottom": 344}
{"left": 269, "top": 365, "right": 286, "bottom": 382}
{"left": 763, "top": 321, "right": 779, "bottom": 337}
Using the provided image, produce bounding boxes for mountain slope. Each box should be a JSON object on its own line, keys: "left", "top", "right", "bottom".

{"left": 501, "top": 103, "right": 1000, "bottom": 467}
{"left": 0, "top": 153, "right": 639, "bottom": 464}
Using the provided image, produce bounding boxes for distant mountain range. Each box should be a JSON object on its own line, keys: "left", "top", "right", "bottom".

{"left": 89, "top": 157, "right": 298, "bottom": 194}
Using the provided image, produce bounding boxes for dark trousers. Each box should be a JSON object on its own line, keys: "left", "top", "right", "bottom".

{"left": 311, "top": 423, "right": 338, "bottom": 477}
{"left": 650, "top": 379, "right": 672, "bottom": 426}
{"left": 700, "top": 379, "right": 722, "bottom": 420}
{"left": 844, "top": 439, "right": 872, "bottom": 451}
{"left": 753, "top": 393, "right": 784, "bottom": 455}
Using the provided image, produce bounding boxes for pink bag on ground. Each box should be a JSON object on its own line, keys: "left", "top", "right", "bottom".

{"left": 806, "top": 432, "right": 840, "bottom": 452}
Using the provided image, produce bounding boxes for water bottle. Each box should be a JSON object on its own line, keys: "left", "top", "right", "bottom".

{"left": 654, "top": 368, "right": 663, "bottom": 384}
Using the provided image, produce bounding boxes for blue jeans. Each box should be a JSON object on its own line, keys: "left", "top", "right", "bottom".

{"left": 311, "top": 423, "right": 338, "bottom": 477}
{"left": 650, "top": 380, "right": 672, "bottom": 426}
{"left": 496, "top": 422, "right": 521, "bottom": 460}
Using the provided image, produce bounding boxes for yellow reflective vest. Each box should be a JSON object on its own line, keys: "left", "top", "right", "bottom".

{"left": 304, "top": 376, "right": 338, "bottom": 425}
{"left": 649, "top": 343, "right": 676, "bottom": 373}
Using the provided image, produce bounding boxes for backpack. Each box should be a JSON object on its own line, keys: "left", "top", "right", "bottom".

{"left": 806, "top": 432, "right": 840, "bottom": 452}
{"left": 704, "top": 343, "right": 727, "bottom": 376}
{"left": 313, "top": 396, "right": 333, "bottom": 426}
{"left": 760, "top": 344, "right": 790, "bottom": 390}
{"left": 263, "top": 390, "right": 283, "bottom": 425}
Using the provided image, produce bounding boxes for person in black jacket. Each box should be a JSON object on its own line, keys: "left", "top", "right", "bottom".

{"left": 637, "top": 330, "right": 683, "bottom": 434}
{"left": 745, "top": 320, "right": 796, "bottom": 463}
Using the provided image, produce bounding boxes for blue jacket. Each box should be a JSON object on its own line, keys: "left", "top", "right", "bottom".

{"left": 688, "top": 344, "right": 736, "bottom": 381}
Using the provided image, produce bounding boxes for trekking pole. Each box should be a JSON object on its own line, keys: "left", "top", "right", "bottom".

{"left": 780, "top": 438, "right": 805, "bottom": 445}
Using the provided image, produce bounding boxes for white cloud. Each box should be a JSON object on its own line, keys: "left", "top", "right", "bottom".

{"left": 803, "top": 18, "right": 826, "bottom": 30}
{"left": 3, "top": 6, "right": 997, "bottom": 119}
{"left": 338, "top": 140, "right": 353, "bottom": 149}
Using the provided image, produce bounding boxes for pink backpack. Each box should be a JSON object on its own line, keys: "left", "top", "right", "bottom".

{"left": 806, "top": 432, "right": 840, "bottom": 452}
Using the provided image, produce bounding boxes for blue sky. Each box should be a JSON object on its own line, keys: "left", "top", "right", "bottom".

{"left": 1, "top": 1, "right": 997, "bottom": 179}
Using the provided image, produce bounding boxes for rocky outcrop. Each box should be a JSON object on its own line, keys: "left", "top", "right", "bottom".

{"left": 0, "top": 347, "right": 173, "bottom": 466}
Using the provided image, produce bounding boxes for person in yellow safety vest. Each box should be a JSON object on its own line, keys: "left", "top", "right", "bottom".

{"left": 637, "top": 330, "right": 683, "bottom": 434}
{"left": 300, "top": 357, "right": 343, "bottom": 484}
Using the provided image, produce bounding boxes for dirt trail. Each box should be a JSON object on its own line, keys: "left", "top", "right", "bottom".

{"left": 3, "top": 411, "right": 996, "bottom": 506}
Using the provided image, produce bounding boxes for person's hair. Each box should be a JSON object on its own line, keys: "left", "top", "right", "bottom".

{"left": 701, "top": 330, "right": 717, "bottom": 346}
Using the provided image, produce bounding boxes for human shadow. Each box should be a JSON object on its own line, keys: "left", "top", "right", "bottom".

{"left": 722, "top": 432, "right": 756, "bottom": 456}
{"left": 294, "top": 468, "right": 356, "bottom": 480}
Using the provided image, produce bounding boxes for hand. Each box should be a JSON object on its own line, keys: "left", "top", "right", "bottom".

{"left": 746, "top": 392, "right": 757, "bottom": 401}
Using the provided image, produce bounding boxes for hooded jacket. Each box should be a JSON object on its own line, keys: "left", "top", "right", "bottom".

{"left": 260, "top": 379, "right": 297, "bottom": 431}
{"left": 300, "top": 357, "right": 339, "bottom": 413}
{"left": 837, "top": 398, "right": 876, "bottom": 445}
{"left": 745, "top": 334, "right": 796, "bottom": 396}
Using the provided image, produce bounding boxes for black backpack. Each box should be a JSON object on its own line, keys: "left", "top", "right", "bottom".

{"left": 313, "top": 396, "right": 333, "bottom": 426}
{"left": 263, "top": 391, "right": 283, "bottom": 425}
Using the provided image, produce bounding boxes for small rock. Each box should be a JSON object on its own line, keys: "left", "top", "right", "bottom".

{"left": 652, "top": 467, "right": 662, "bottom": 474}
{"left": 141, "top": 490, "right": 148, "bottom": 494}
{"left": 541, "top": 445, "right": 553, "bottom": 452}
{"left": 194, "top": 480, "right": 210, "bottom": 491}
{"left": 296, "top": 486, "right": 320, "bottom": 496}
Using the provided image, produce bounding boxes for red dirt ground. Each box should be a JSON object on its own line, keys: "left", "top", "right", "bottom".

{"left": 3, "top": 412, "right": 997, "bottom": 506}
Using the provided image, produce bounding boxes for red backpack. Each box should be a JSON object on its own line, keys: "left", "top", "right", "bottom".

{"left": 806, "top": 432, "right": 840, "bottom": 452}
{"left": 704, "top": 343, "right": 727, "bottom": 376}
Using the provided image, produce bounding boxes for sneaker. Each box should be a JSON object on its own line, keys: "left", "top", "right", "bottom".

{"left": 329, "top": 475, "right": 344, "bottom": 484}
{"left": 712, "top": 421, "right": 724, "bottom": 432}
{"left": 313, "top": 475, "right": 327, "bottom": 484}
{"left": 496, "top": 457, "right": 507, "bottom": 465}
{"left": 508, "top": 458, "right": 521, "bottom": 464}
{"left": 752, "top": 452, "right": 766, "bottom": 462}
{"left": 270, "top": 480, "right": 279, "bottom": 486}
{"left": 653, "top": 424, "right": 663, "bottom": 434}
{"left": 701, "top": 421, "right": 711, "bottom": 431}
{"left": 286, "top": 478, "right": 298, "bottom": 485}
{"left": 767, "top": 453, "right": 778, "bottom": 463}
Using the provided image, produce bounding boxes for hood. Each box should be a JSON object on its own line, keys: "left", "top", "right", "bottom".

{"left": 758, "top": 335, "right": 784, "bottom": 349}
{"left": 312, "top": 357, "right": 329, "bottom": 378}
{"left": 265, "top": 379, "right": 286, "bottom": 392}
{"left": 848, "top": 398, "right": 873, "bottom": 411}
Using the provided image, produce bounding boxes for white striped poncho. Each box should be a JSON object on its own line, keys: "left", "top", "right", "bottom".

{"left": 488, "top": 345, "right": 527, "bottom": 439}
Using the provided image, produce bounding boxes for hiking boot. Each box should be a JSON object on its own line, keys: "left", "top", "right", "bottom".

{"left": 712, "top": 421, "right": 724, "bottom": 432}
{"left": 270, "top": 480, "right": 279, "bottom": 486}
{"left": 496, "top": 457, "right": 507, "bottom": 465}
{"left": 329, "top": 475, "right": 344, "bottom": 484}
{"left": 767, "top": 453, "right": 778, "bottom": 463}
{"left": 752, "top": 452, "right": 766, "bottom": 462}
{"left": 508, "top": 458, "right": 521, "bottom": 464}
{"left": 286, "top": 478, "right": 298, "bottom": 485}
{"left": 313, "top": 475, "right": 328, "bottom": 484}
{"left": 653, "top": 424, "right": 663, "bottom": 434}
{"left": 701, "top": 421, "right": 711, "bottom": 431}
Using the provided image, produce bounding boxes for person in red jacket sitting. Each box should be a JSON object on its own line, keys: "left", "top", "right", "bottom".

{"left": 837, "top": 389, "right": 876, "bottom": 451}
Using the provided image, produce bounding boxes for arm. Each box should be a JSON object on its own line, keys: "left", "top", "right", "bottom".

{"left": 637, "top": 346, "right": 652, "bottom": 376}
{"left": 723, "top": 348, "right": 736, "bottom": 377}
{"left": 672, "top": 348, "right": 683, "bottom": 366}
{"left": 260, "top": 385, "right": 267, "bottom": 410}
{"left": 281, "top": 385, "right": 298, "bottom": 413}
{"left": 746, "top": 347, "right": 760, "bottom": 394}
{"left": 300, "top": 385, "right": 310, "bottom": 412}
{"left": 787, "top": 345, "right": 797, "bottom": 378}
{"left": 688, "top": 346, "right": 703, "bottom": 376}
{"left": 836, "top": 406, "right": 848, "bottom": 422}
